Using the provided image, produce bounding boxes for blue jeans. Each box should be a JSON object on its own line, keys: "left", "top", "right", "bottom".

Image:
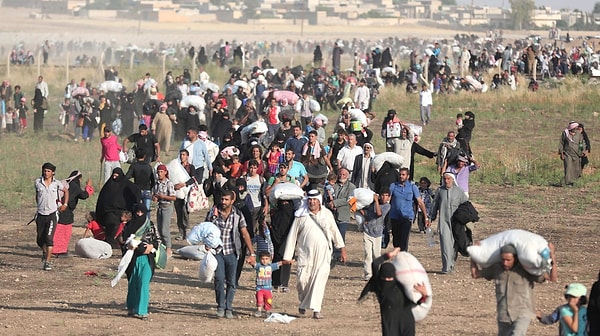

{"left": 141, "top": 190, "right": 152, "bottom": 219}
{"left": 214, "top": 252, "right": 238, "bottom": 312}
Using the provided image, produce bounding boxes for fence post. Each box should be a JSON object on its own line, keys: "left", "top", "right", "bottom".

{"left": 130, "top": 51, "right": 135, "bottom": 71}
{"left": 37, "top": 50, "right": 41, "bottom": 76}
{"left": 66, "top": 52, "right": 70, "bottom": 86}
{"left": 162, "top": 54, "right": 166, "bottom": 83}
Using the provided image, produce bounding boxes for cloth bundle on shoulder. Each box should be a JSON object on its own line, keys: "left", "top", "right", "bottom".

{"left": 187, "top": 222, "right": 224, "bottom": 249}
{"left": 467, "top": 229, "right": 552, "bottom": 276}
{"left": 372, "top": 152, "right": 404, "bottom": 173}
{"left": 166, "top": 159, "right": 191, "bottom": 199}
{"left": 348, "top": 188, "right": 375, "bottom": 212}
{"left": 268, "top": 182, "right": 304, "bottom": 204}
{"left": 391, "top": 252, "right": 433, "bottom": 322}
{"left": 98, "top": 80, "right": 123, "bottom": 93}
{"left": 75, "top": 238, "right": 113, "bottom": 259}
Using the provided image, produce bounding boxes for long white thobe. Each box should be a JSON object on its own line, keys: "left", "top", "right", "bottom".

{"left": 283, "top": 207, "right": 345, "bottom": 312}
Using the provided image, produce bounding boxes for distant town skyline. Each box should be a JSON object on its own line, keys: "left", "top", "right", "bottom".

{"left": 456, "top": 0, "right": 596, "bottom": 12}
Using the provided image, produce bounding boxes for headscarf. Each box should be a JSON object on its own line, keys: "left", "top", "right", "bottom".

{"left": 65, "top": 170, "right": 82, "bottom": 185}
{"left": 96, "top": 168, "right": 141, "bottom": 218}
{"left": 156, "top": 164, "right": 169, "bottom": 178}
{"left": 379, "top": 262, "right": 396, "bottom": 279}
{"left": 564, "top": 122, "right": 579, "bottom": 142}
{"left": 442, "top": 171, "right": 458, "bottom": 187}
{"left": 500, "top": 244, "right": 517, "bottom": 256}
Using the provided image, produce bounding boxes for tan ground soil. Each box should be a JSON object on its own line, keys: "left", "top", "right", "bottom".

{"left": 0, "top": 183, "right": 598, "bottom": 336}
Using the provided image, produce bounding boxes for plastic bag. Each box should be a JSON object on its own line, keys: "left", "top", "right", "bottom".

{"left": 199, "top": 250, "right": 218, "bottom": 283}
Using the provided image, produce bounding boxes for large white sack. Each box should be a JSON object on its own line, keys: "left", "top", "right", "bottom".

{"left": 353, "top": 188, "right": 375, "bottom": 210}
{"left": 391, "top": 252, "right": 432, "bottom": 322}
{"left": 349, "top": 108, "right": 368, "bottom": 126}
{"left": 269, "top": 182, "right": 305, "bottom": 203}
{"left": 314, "top": 113, "right": 328, "bottom": 125}
{"left": 176, "top": 245, "right": 207, "bottom": 260}
{"left": 199, "top": 250, "right": 218, "bottom": 283}
{"left": 241, "top": 121, "right": 268, "bottom": 144}
{"left": 166, "top": 158, "right": 191, "bottom": 199}
{"left": 98, "top": 80, "right": 123, "bottom": 93}
{"left": 405, "top": 123, "right": 422, "bottom": 136}
{"left": 75, "top": 238, "right": 113, "bottom": 259}
{"left": 372, "top": 152, "right": 404, "bottom": 173}
{"left": 467, "top": 229, "right": 552, "bottom": 276}
{"left": 309, "top": 99, "right": 321, "bottom": 112}
{"left": 180, "top": 95, "right": 206, "bottom": 111}
{"left": 187, "top": 222, "right": 224, "bottom": 249}
{"left": 166, "top": 159, "right": 190, "bottom": 185}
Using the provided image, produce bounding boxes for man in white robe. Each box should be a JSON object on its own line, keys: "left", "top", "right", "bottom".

{"left": 283, "top": 189, "right": 347, "bottom": 319}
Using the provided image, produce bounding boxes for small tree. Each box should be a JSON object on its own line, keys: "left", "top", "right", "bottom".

{"left": 594, "top": 1, "right": 600, "bottom": 13}
{"left": 509, "top": 0, "right": 535, "bottom": 30}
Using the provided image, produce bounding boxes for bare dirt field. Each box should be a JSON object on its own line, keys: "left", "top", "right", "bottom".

{"left": 0, "top": 183, "right": 598, "bottom": 336}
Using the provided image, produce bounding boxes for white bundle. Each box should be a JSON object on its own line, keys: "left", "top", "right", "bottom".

{"left": 352, "top": 188, "right": 375, "bottom": 210}
{"left": 199, "top": 250, "right": 218, "bottom": 282}
{"left": 110, "top": 234, "right": 141, "bottom": 287}
{"left": 180, "top": 95, "right": 206, "bottom": 111}
{"left": 372, "top": 152, "right": 404, "bottom": 173}
{"left": 98, "top": 80, "right": 123, "bottom": 93}
{"left": 467, "top": 229, "right": 552, "bottom": 276}
{"left": 391, "top": 252, "right": 433, "bottom": 321}
{"left": 269, "top": 182, "right": 305, "bottom": 204}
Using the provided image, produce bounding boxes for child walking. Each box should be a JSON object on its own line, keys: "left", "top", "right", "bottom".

{"left": 251, "top": 251, "right": 290, "bottom": 317}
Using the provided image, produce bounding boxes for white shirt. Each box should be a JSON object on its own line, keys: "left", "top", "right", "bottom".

{"left": 420, "top": 89, "right": 432, "bottom": 106}
{"left": 337, "top": 145, "right": 363, "bottom": 172}
{"left": 354, "top": 85, "right": 370, "bottom": 110}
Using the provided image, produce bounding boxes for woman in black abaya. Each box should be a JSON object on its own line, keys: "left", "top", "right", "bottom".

{"left": 96, "top": 167, "right": 141, "bottom": 247}
{"left": 358, "top": 248, "right": 429, "bottom": 336}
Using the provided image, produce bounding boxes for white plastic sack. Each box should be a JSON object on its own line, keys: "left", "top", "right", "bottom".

{"left": 176, "top": 245, "right": 207, "bottom": 261}
{"left": 353, "top": 188, "right": 375, "bottom": 210}
{"left": 269, "top": 182, "right": 305, "bottom": 203}
{"left": 180, "top": 95, "right": 206, "bottom": 111}
{"left": 187, "top": 222, "right": 224, "bottom": 249}
{"left": 241, "top": 121, "right": 268, "bottom": 144}
{"left": 309, "top": 99, "right": 321, "bottom": 112}
{"left": 75, "top": 238, "right": 113, "bottom": 259}
{"left": 467, "top": 229, "right": 552, "bottom": 276}
{"left": 199, "top": 250, "right": 218, "bottom": 283}
{"left": 166, "top": 159, "right": 190, "bottom": 185}
{"left": 349, "top": 108, "right": 368, "bottom": 127}
{"left": 98, "top": 80, "right": 123, "bottom": 93}
{"left": 405, "top": 123, "right": 422, "bottom": 136}
{"left": 372, "top": 152, "right": 404, "bottom": 173}
{"left": 314, "top": 113, "right": 328, "bottom": 125}
{"left": 391, "top": 252, "right": 433, "bottom": 322}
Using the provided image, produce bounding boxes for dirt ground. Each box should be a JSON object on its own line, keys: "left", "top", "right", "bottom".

{"left": 0, "top": 184, "right": 598, "bottom": 336}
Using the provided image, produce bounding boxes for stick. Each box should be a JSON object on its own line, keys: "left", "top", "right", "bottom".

{"left": 25, "top": 215, "right": 36, "bottom": 226}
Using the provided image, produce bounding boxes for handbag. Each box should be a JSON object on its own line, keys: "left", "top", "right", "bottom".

{"left": 77, "top": 117, "right": 84, "bottom": 127}
{"left": 187, "top": 182, "right": 209, "bottom": 213}
{"left": 154, "top": 243, "right": 168, "bottom": 269}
